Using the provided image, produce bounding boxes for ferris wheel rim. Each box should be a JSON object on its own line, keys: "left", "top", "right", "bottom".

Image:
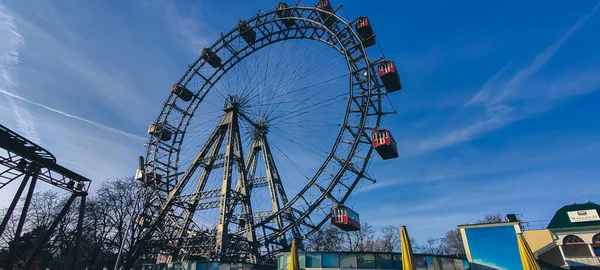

{"left": 143, "top": 4, "right": 384, "bottom": 252}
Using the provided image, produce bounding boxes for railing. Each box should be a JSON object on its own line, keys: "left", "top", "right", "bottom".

{"left": 520, "top": 220, "right": 551, "bottom": 230}
{"left": 565, "top": 256, "right": 600, "bottom": 267}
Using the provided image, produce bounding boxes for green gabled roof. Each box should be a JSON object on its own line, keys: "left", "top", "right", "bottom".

{"left": 547, "top": 202, "right": 600, "bottom": 230}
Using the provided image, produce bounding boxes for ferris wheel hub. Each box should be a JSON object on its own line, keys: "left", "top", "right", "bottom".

{"left": 224, "top": 95, "right": 247, "bottom": 112}
{"left": 252, "top": 117, "right": 269, "bottom": 137}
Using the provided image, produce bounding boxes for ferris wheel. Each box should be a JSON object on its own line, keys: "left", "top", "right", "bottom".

{"left": 126, "top": 0, "right": 403, "bottom": 266}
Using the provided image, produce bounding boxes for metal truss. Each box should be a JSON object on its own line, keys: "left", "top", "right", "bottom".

{"left": 127, "top": 1, "right": 397, "bottom": 267}
{"left": 0, "top": 124, "right": 91, "bottom": 270}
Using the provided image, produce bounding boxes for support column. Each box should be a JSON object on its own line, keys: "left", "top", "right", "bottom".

{"left": 558, "top": 245, "right": 567, "bottom": 266}
{"left": 587, "top": 244, "right": 599, "bottom": 265}
{"left": 72, "top": 195, "right": 87, "bottom": 270}
{"left": 0, "top": 171, "right": 32, "bottom": 236}
{"left": 215, "top": 109, "right": 236, "bottom": 260}
{"left": 8, "top": 168, "right": 39, "bottom": 270}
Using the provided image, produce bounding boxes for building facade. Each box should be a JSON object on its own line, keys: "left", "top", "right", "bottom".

{"left": 536, "top": 201, "right": 600, "bottom": 268}
{"left": 276, "top": 251, "right": 470, "bottom": 270}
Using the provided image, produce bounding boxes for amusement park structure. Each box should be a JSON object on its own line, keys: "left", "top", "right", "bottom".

{"left": 125, "top": 0, "right": 403, "bottom": 267}
{"left": 0, "top": 124, "right": 92, "bottom": 269}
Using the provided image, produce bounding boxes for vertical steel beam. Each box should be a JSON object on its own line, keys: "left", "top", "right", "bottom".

{"left": 229, "top": 139, "right": 259, "bottom": 211}
{"left": 260, "top": 134, "right": 302, "bottom": 245}
{"left": 8, "top": 167, "right": 39, "bottom": 270}
{"left": 72, "top": 195, "right": 87, "bottom": 270}
{"left": 215, "top": 110, "right": 235, "bottom": 259}
{"left": 232, "top": 115, "right": 257, "bottom": 263}
{"left": 0, "top": 169, "right": 34, "bottom": 236}
{"left": 259, "top": 135, "right": 286, "bottom": 246}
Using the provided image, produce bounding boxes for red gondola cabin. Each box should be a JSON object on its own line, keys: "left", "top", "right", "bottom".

{"left": 331, "top": 204, "right": 360, "bottom": 231}
{"left": 372, "top": 129, "right": 398, "bottom": 160}
{"left": 378, "top": 60, "right": 402, "bottom": 92}
{"left": 354, "top": 17, "right": 376, "bottom": 48}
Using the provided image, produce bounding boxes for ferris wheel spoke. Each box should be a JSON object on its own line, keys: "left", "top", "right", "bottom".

{"left": 268, "top": 141, "right": 311, "bottom": 180}
{"left": 269, "top": 129, "right": 329, "bottom": 158}
{"left": 262, "top": 72, "right": 346, "bottom": 119}
{"left": 268, "top": 94, "right": 346, "bottom": 124}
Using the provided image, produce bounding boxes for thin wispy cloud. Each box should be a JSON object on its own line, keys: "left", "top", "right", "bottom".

{"left": 369, "top": 135, "right": 600, "bottom": 194}
{"left": 415, "top": 2, "right": 600, "bottom": 154}
{"left": 464, "top": 63, "right": 511, "bottom": 107}
{"left": 0, "top": 89, "right": 145, "bottom": 140}
{"left": 0, "top": 2, "right": 40, "bottom": 144}
{"left": 7, "top": 100, "right": 40, "bottom": 143}
{"left": 142, "top": 0, "right": 213, "bottom": 55}
{"left": 468, "top": 1, "right": 600, "bottom": 107}
{"left": 7, "top": 3, "right": 153, "bottom": 125}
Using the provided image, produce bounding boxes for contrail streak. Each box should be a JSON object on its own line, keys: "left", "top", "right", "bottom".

{"left": 0, "top": 89, "right": 146, "bottom": 140}
{"left": 1, "top": 2, "right": 41, "bottom": 144}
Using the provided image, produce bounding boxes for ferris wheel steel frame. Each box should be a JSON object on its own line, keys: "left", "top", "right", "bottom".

{"left": 128, "top": 2, "right": 396, "bottom": 266}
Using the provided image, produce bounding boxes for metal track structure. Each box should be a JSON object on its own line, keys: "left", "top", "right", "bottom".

{"left": 125, "top": 2, "right": 396, "bottom": 267}
{"left": 0, "top": 124, "right": 91, "bottom": 270}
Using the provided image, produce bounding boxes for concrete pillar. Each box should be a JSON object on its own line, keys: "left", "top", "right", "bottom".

{"left": 558, "top": 245, "right": 567, "bottom": 266}
{"left": 588, "top": 244, "right": 596, "bottom": 256}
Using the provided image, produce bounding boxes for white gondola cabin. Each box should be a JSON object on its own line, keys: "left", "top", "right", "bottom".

{"left": 201, "top": 48, "right": 222, "bottom": 68}
{"left": 331, "top": 204, "right": 360, "bottom": 231}
{"left": 170, "top": 82, "right": 194, "bottom": 102}
{"left": 372, "top": 129, "right": 398, "bottom": 160}
{"left": 378, "top": 60, "right": 402, "bottom": 92}
{"left": 148, "top": 122, "right": 172, "bottom": 142}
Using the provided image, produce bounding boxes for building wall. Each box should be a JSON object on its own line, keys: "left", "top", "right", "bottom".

{"left": 277, "top": 252, "right": 469, "bottom": 270}
{"left": 522, "top": 230, "right": 553, "bottom": 253}
{"left": 556, "top": 231, "right": 600, "bottom": 244}
{"left": 458, "top": 222, "right": 523, "bottom": 269}
{"left": 537, "top": 246, "right": 564, "bottom": 267}
{"left": 562, "top": 244, "right": 593, "bottom": 257}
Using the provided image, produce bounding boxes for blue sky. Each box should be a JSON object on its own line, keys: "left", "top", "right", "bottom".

{"left": 1, "top": 0, "right": 600, "bottom": 243}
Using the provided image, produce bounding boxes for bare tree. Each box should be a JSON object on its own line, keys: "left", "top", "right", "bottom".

{"left": 92, "top": 177, "right": 143, "bottom": 267}
{"left": 27, "top": 191, "right": 62, "bottom": 230}
{"left": 371, "top": 225, "right": 400, "bottom": 252}
{"left": 83, "top": 199, "right": 118, "bottom": 269}
{"left": 307, "top": 224, "right": 417, "bottom": 254}
{"left": 444, "top": 228, "right": 465, "bottom": 255}
{"left": 305, "top": 225, "right": 343, "bottom": 251}
{"left": 476, "top": 214, "right": 504, "bottom": 224}
{"left": 416, "top": 237, "right": 446, "bottom": 255}
{"left": 0, "top": 208, "right": 19, "bottom": 249}
{"left": 341, "top": 223, "right": 376, "bottom": 252}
